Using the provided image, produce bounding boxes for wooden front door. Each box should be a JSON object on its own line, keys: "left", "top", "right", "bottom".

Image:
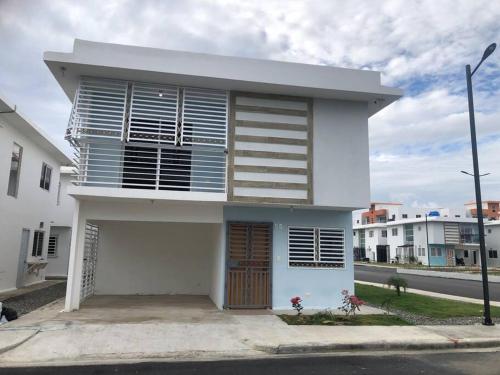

{"left": 225, "top": 222, "right": 272, "bottom": 308}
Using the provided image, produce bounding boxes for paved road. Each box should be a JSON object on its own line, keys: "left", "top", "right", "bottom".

{"left": 355, "top": 265, "right": 500, "bottom": 302}
{"left": 2, "top": 350, "right": 499, "bottom": 374}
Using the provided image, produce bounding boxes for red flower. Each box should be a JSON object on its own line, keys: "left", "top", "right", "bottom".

{"left": 349, "top": 295, "right": 365, "bottom": 306}
{"left": 290, "top": 296, "right": 301, "bottom": 304}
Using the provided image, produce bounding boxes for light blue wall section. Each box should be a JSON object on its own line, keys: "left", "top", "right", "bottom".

{"left": 223, "top": 206, "right": 354, "bottom": 310}
{"left": 429, "top": 255, "right": 447, "bottom": 266}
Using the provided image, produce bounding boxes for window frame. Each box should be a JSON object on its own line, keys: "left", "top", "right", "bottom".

{"left": 32, "top": 230, "right": 45, "bottom": 257}
{"left": 488, "top": 250, "right": 498, "bottom": 259}
{"left": 391, "top": 228, "right": 398, "bottom": 236}
{"left": 39, "top": 162, "right": 53, "bottom": 191}
{"left": 288, "top": 226, "right": 345, "bottom": 269}
{"left": 7, "top": 142, "right": 23, "bottom": 198}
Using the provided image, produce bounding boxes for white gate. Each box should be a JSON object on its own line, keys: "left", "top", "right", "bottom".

{"left": 81, "top": 223, "right": 99, "bottom": 300}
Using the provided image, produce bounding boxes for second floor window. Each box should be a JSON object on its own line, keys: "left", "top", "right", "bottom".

{"left": 381, "top": 230, "right": 387, "bottom": 238}
{"left": 369, "top": 230, "right": 374, "bottom": 237}
{"left": 392, "top": 228, "right": 398, "bottom": 236}
{"left": 7, "top": 143, "right": 23, "bottom": 197}
{"left": 40, "top": 163, "right": 52, "bottom": 191}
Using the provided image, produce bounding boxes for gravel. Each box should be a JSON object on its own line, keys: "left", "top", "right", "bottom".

{"left": 2, "top": 282, "right": 66, "bottom": 317}
{"left": 366, "top": 302, "right": 500, "bottom": 325}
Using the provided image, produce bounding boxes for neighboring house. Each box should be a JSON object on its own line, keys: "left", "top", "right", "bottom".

{"left": 0, "top": 95, "right": 72, "bottom": 293}
{"left": 485, "top": 222, "right": 500, "bottom": 267}
{"left": 44, "top": 39, "right": 402, "bottom": 311}
{"left": 45, "top": 167, "right": 75, "bottom": 278}
{"left": 465, "top": 201, "right": 500, "bottom": 220}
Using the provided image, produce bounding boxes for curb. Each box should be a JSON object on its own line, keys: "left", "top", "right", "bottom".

{"left": 256, "top": 339, "right": 500, "bottom": 354}
{"left": 397, "top": 268, "right": 500, "bottom": 283}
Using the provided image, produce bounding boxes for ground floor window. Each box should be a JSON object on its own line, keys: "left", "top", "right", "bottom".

{"left": 48, "top": 235, "right": 58, "bottom": 257}
{"left": 430, "top": 247, "right": 442, "bottom": 257}
{"left": 417, "top": 247, "right": 426, "bottom": 257}
{"left": 32, "top": 230, "right": 44, "bottom": 257}
{"left": 288, "top": 226, "right": 345, "bottom": 268}
{"left": 464, "top": 250, "right": 469, "bottom": 258}
{"left": 488, "top": 250, "right": 498, "bottom": 259}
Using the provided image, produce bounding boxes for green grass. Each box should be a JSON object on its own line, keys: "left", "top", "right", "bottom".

{"left": 279, "top": 312, "right": 411, "bottom": 326}
{"left": 355, "top": 283, "right": 500, "bottom": 319}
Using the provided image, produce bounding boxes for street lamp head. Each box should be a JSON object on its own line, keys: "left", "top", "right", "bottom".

{"left": 481, "top": 43, "right": 496, "bottom": 62}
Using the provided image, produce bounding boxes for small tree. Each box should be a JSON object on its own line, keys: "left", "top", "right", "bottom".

{"left": 387, "top": 275, "right": 408, "bottom": 296}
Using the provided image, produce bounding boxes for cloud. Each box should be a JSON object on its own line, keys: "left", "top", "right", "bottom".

{"left": 0, "top": 0, "right": 499, "bottom": 207}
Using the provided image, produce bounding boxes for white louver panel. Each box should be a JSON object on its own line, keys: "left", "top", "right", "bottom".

{"left": 128, "top": 83, "right": 179, "bottom": 144}
{"left": 181, "top": 88, "right": 228, "bottom": 147}
{"left": 319, "top": 228, "right": 345, "bottom": 266}
{"left": 288, "top": 227, "right": 316, "bottom": 265}
{"left": 68, "top": 77, "right": 128, "bottom": 141}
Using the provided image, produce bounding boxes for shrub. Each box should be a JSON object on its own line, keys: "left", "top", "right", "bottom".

{"left": 387, "top": 275, "right": 408, "bottom": 296}
{"left": 290, "top": 296, "right": 303, "bottom": 315}
{"left": 338, "top": 289, "right": 365, "bottom": 316}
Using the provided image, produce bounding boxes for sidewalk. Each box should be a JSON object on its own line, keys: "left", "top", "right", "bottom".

{"left": 1, "top": 298, "right": 500, "bottom": 367}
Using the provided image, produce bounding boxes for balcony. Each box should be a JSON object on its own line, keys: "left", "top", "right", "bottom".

{"left": 67, "top": 77, "right": 228, "bottom": 197}
{"left": 460, "top": 234, "right": 480, "bottom": 244}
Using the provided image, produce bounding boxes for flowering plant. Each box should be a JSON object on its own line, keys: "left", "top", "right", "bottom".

{"left": 290, "top": 296, "right": 303, "bottom": 315}
{"left": 338, "top": 289, "right": 365, "bottom": 316}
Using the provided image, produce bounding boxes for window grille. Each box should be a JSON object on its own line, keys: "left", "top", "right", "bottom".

{"left": 181, "top": 88, "right": 228, "bottom": 147}
{"left": 48, "top": 235, "right": 58, "bottom": 257}
{"left": 288, "top": 226, "right": 345, "bottom": 268}
{"left": 32, "top": 231, "right": 44, "bottom": 257}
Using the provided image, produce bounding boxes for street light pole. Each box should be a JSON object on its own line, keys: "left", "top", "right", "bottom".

{"left": 465, "top": 43, "right": 496, "bottom": 326}
{"left": 425, "top": 214, "right": 430, "bottom": 268}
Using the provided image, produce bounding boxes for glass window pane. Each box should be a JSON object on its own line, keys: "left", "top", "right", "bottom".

{"left": 7, "top": 143, "right": 22, "bottom": 197}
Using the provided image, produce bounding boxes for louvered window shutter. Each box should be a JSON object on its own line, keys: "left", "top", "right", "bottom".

{"left": 319, "top": 228, "right": 345, "bottom": 267}
{"left": 181, "top": 88, "right": 228, "bottom": 147}
{"left": 69, "top": 77, "right": 128, "bottom": 141}
{"left": 288, "top": 227, "right": 315, "bottom": 266}
{"left": 128, "top": 83, "right": 179, "bottom": 144}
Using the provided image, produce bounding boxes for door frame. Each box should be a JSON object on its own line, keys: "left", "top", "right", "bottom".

{"left": 224, "top": 221, "right": 273, "bottom": 309}
{"left": 16, "top": 228, "right": 30, "bottom": 288}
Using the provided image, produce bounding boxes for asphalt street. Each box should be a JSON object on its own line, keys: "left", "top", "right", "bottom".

{"left": 355, "top": 264, "right": 500, "bottom": 301}
{"left": 1, "top": 350, "right": 499, "bottom": 375}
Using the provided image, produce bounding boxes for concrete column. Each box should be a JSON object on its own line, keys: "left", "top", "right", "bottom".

{"left": 64, "top": 200, "right": 86, "bottom": 311}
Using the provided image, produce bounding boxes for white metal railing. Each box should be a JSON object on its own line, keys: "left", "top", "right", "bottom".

{"left": 73, "top": 142, "right": 227, "bottom": 193}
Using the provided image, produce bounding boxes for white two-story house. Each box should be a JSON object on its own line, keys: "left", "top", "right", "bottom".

{"left": 0, "top": 95, "right": 72, "bottom": 292}
{"left": 44, "top": 39, "right": 402, "bottom": 311}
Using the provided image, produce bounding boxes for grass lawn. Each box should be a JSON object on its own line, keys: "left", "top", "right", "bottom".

{"left": 355, "top": 283, "right": 500, "bottom": 319}
{"left": 279, "top": 313, "right": 411, "bottom": 326}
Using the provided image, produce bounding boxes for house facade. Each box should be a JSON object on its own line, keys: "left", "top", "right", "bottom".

{"left": 0, "top": 95, "right": 72, "bottom": 292}
{"left": 45, "top": 39, "right": 402, "bottom": 311}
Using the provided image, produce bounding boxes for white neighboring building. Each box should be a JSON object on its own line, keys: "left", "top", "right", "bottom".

{"left": 353, "top": 203, "right": 475, "bottom": 265}
{"left": 0, "top": 95, "right": 72, "bottom": 292}
{"left": 485, "top": 222, "right": 500, "bottom": 267}
{"left": 45, "top": 167, "right": 75, "bottom": 278}
{"left": 44, "top": 39, "right": 402, "bottom": 312}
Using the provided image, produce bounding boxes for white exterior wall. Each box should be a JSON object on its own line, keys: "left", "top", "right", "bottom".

{"left": 313, "top": 99, "right": 370, "bottom": 209}
{"left": 94, "top": 221, "right": 220, "bottom": 295}
{"left": 0, "top": 117, "right": 64, "bottom": 291}
{"left": 46, "top": 171, "right": 75, "bottom": 277}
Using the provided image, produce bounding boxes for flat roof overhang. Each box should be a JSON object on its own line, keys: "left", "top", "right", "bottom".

{"left": 44, "top": 39, "right": 403, "bottom": 117}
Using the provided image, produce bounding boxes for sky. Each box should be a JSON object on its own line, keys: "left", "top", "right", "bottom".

{"left": 0, "top": 0, "right": 499, "bottom": 208}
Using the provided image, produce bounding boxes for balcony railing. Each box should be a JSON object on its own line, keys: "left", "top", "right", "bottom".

{"left": 460, "top": 234, "right": 480, "bottom": 244}
{"left": 67, "top": 77, "right": 229, "bottom": 195}
{"left": 73, "top": 142, "right": 227, "bottom": 193}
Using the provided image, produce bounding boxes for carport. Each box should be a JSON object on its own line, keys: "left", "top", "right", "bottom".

{"left": 65, "top": 199, "right": 226, "bottom": 311}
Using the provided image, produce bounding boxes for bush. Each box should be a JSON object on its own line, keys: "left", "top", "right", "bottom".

{"left": 338, "top": 289, "right": 365, "bottom": 316}
{"left": 386, "top": 275, "right": 408, "bottom": 296}
{"left": 290, "top": 296, "right": 303, "bottom": 315}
